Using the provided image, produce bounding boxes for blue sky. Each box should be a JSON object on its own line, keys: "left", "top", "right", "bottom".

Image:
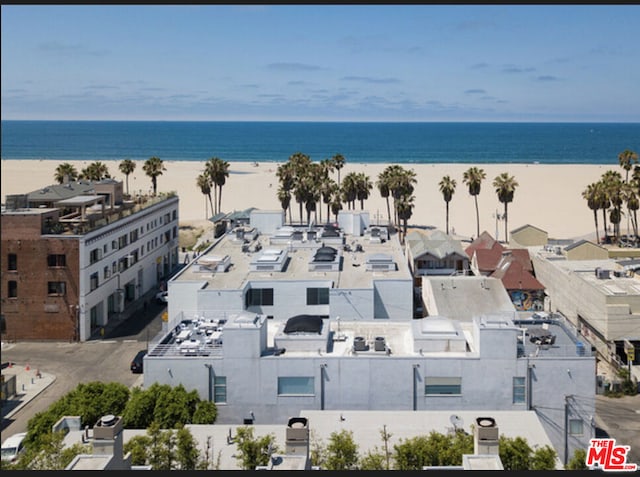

{"left": 2, "top": 5, "right": 639, "bottom": 122}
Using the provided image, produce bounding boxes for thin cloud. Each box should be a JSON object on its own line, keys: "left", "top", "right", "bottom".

{"left": 266, "top": 62, "right": 323, "bottom": 72}
{"left": 470, "top": 62, "right": 490, "bottom": 69}
{"left": 502, "top": 65, "right": 536, "bottom": 74}
{"left": 465, "top": 89, "right": 486, "bottom": 94}
{"left": 341, "top": 76, "right": 401, "bottom": 84}
{"left": 38, "top": 41, "right": 109, "bottom": 57}
{"left": 536, "top": 75, "right": 561, "bottom": 82}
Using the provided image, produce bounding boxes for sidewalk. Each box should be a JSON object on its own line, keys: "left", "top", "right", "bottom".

{"left": 1, "top": 354, "right": 56, "bottom": 422}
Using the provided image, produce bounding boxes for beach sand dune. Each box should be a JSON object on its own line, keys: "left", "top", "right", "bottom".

{"left": 1, "top": 159, "right": 619, "bottom": 242}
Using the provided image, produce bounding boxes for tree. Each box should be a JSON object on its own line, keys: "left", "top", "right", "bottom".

{"left": 119, "top": 158, "right": 136, "bottom": 196}
{"left": 143, "top": 156, "right": 166, "bottom": 196}
{"left": 191, "top": 400, "right": 218, "bottom": 424}
{"left": 463, "top": 166, "right": 486, "bottom": 238}
{"left": 498, "top": 435, "right": 532, "bottom": 470}
{"left": 54, "top": 162, "right": 79, "bottom": 184}
{"left": 324, "top": 429, "right": 359, "bottom": 470}
{"left": 438, "top": 175, "right": 457, "bottom": 235}
{"left": 233, "top": 426, "right": 278, "bottom": 470}
{"left": 493, "top": 172, "right": 519, "bottom": 242}
{"left": 331, "top": 153, "right": 346, "bottom": 187}
{"left": 618, "top": 149, "right": 639, "bottom": 238}
{"left": 175, "top": 426, "right": 201, "bottom": 470}
{"left": 566, "top": 448, "right": 588, "bottom": 470}
{"left": 601, "top": 170, "right": 624, "bottom": 242}
{"left": 277, "top": 186, "right": 292, "bottom": 224}
{"left": 355, "top": 172, "right": 373, "bottom": 210}
{"left": 582, "top": 182, "right": 601, "bottom": 242}
{"left": 396, "top": 194, "right": 415, "bottom": 244}
{"left": 80, "top": 161, "right": 111, "bottom": 181}
{"left": 530, "top": 445, "right": 558, "bottom": 470}
{"left": 11, "top": 429, "right": 90, "bottom": 470}
{"left": 376, "top": 168, "right": 393, "bottom": 224}
{"left": 205, "top": 157, "right": 230, "bottom": 214}
{"left": 196, "top": 172, "right": 213, "bottom": 219}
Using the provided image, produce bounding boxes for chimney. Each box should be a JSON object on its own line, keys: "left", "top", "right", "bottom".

{"left": 285, "top": 417, "right": 310, "bottom": 462}
{"left": 474, "top": 417, "right": 499, "bottom": 455}
{"left": 92, "top": 414, "right": 124, "bottom": 459}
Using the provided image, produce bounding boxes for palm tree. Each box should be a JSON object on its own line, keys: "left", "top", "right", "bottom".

{"left": 355, "top": 172, "right": 373, "bottom": 210}
{"left": 143, "top": 156, "right": 166, "bottom": 196}
{"left": 118, "top": 159, "right": 136, "bottom": 196}
{"left": 601, "top": 170, "right": 623, "bottom": 242}
{"left": 196, "top": 172, "right": 213, "bottom": 219}
{"left": 492, "top": 172, "right": 518, "bottom": 243}
{"left": 618, "top": 149, "right": 639, "bottom": 239}
{"left": 321, "top": 179, "right": 339, "bottom": 224}
{"left": 376, "top": 168, "right": 393, "bottom": 225}
{"left": 582, "top": 182, "right": 601, "bottom": 243}
{"left": 462, "top": 166, "right": 486, "bottom": 239}
{"left": 389, "top": 167, "right": 416, "bottom": 229}
{"left": 438, "top": 175, "right": 457, "bottom": 235}
{"left": 80, "top": 161, "right": 111, "bottom": 181}
{"left": 341, "top": 172, "right": 359, "bottom": 210}
{"left": 331, "top": 153, "right": 346, "bottom": 187}
{"left": 212, "top": 158, "right": 230, "bottom": 214}
{"left": 277, "top": 186, "right": 292, "bottom": 224}
{"left": 54, "top": 162, "right": 79, "bottom": 184}
{"left": 396, "top": 194, "right": 415, "bottom": 244}
{"left": 622, "top": 182, "right": 639, "bottom": 240}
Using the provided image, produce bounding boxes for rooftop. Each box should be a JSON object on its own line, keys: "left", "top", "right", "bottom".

{"left": 173, "top": 224, "right": 411, "bottom": 290}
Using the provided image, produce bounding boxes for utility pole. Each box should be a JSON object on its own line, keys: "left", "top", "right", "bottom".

{"left": 564, "top": 394, "right": 573, "bottom": 467}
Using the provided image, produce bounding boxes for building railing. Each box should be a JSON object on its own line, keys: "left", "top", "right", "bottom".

{"left": 41, "top": 192, "right": 177, "bottom": 236}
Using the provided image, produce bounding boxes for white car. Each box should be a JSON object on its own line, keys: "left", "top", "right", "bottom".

{"left": 1, "top": 431, "right": 27, "bottom": 463}
{"left": 155, "top": 291, "right": 168, "bottom": 304}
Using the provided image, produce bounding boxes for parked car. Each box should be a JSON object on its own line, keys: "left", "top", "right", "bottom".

{"left": 1, "top": 432, "right": 27, "bottom": 463}
{"left": 155, "top": 291, "right": 168, "bottom": 304}
{"left": 130, "top": 349, "right": 147, "bottom": 374}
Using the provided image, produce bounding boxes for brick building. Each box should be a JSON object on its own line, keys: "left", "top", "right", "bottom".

{"left": 1, "top": 179, "right": 179, "bottom": 341}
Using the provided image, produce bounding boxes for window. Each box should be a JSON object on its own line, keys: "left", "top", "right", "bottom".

{"left": 47, "top": 254, "right": 66, "bottom": 268}
{"left": 90, "top": 273, "right": 99, "bottom": 291}
{"left": 513, "top": 377, "right": 526, "bottom": 404}
{"left": 48, "top": 281, "right": 66, "bottom": 296}
{"left": 214, "top": 376, "right": 227, "bottom": 403}
{"left": 307, "top": 288, "right": 330, "bottom": 305}
{"left": 8, "top": 254, "right": 17, "bottom": 271}
{"left": 569, "top": 419, "right": 584, "bottom": 436}
{"left": 278, "top": 377, "right": 314, "bottom": 396}
{"left": 118, "top": 234, "right": 128, "bottom": 249}
{"left": 103, "top": 266, "right": 111, "bottom": 279}
{"left": 246, "top": 288, "right": 274, "bottom": 307}
{"left": 112, "top": 240, "right": 118, "bottom": 251}
{"left": 8, "top": 280, "right": 17, "bottom": 298}
{"left": 425, "top": 377, "right": 462, "bottom": 395}
{"left": 89, "top": 248, "right": 102, "bottom": 264}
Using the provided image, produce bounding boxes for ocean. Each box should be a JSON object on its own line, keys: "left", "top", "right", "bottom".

{"left": 1, "top": 120, "right": 638, "bottom": 165}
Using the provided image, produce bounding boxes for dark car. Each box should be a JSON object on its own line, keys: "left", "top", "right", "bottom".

{"left": 130, "top": 349, "right": 147, "bottom": 374}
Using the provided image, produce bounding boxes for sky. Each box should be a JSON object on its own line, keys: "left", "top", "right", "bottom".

{"left": 1, "top": 4, "right": 639, "bottom": 122}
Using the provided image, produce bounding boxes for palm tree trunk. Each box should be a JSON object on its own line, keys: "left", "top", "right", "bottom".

{"left": 213, "top": 185, "right": 218, "bottom": 215}
{"left": 602, "top": 209, "right": 608, "bottom": 241}
{"left": 445, "top": 201, "right": 450, "bottom": 235}
{"left": 474, "top": 196, "right": 480, "bottom": 238}
{"left": 218, "top": 186, "right": 223, "bottom": 214}
{"left": 593, "top": 210, "right": 599, "bottom": 243}
{"left": 504, "top": 203, "right": 508, "bottom": 244}
{"left": 385, "top": 197, "right": 391, "bottom": 224}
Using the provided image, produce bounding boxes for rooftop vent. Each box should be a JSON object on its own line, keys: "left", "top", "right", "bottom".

{"left": 374, "top": 336, "right": 386, "bottom": 351}
{"left": 353, "top": 336, "right": 367, "bottom": 352}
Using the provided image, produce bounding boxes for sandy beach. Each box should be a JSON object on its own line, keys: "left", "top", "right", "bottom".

{"left": 0, "top": 159, "right": 621, "bottom": 242}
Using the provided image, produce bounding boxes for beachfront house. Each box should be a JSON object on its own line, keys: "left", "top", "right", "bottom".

{"left": 1, "top": 179, "right": 180, "bottom": 341}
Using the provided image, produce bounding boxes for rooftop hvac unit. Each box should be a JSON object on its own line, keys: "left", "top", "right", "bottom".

{"left": 374, "top": 336, "right": 386, "bottom": 351}
{"left": 353, "top": 336, "right": 367, "bottom": 352}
